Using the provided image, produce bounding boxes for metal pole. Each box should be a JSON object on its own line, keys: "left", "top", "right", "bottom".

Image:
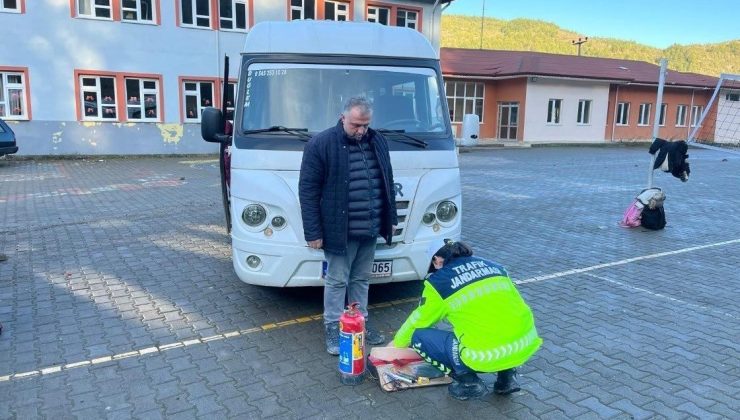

{"left": 687, "top": 74, "right": 726, "bottom": 143}
{"left": 479, "top": 0, "right": 486, "bottom": 49}
{"left": 647, "top": 58, "right": 667, "bottom": 189}
{"left": 610, "top": 84, "right": 620, "bottom": 142}
{"left": 220, "top": 55, "right": 232, "bottom": 233}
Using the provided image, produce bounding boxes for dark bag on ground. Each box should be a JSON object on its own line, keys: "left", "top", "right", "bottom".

{"left": 640, "top": 206, "right": 666, "bottom": 230}
{"left": 635, "top": 187, "right": 666, "bottom": 230}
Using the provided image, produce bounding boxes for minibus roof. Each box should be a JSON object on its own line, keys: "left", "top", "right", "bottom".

{"left": 243, "top": 21, "right": 438, "bottom": 60}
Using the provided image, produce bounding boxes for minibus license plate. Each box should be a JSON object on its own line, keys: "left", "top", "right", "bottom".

{"left": 371, "top": 260, "right": 392, "bottom": 278}
{"left": 322, "top": 260, "right": 392, "bottom": 278}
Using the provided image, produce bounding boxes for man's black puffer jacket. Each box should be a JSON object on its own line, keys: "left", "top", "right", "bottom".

{"left": 299, "top": 120, "right": 398, "bottom": 255}
{"left": 347, "top": 139, "right": 383, "bottom": 239}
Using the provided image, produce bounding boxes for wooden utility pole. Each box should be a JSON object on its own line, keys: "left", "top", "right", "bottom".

{"left": 572, "top": 37, "right": 588, "bottom": 56}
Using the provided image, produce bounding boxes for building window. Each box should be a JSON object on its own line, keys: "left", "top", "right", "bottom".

{"left": 77, "top": 0, "right": 112, "bottom": 19}
{"left": 445, "top": 81, "right": 484, "bottom": 123}
{"left": 616, "top": 102, "right": 629, "bottom": 125}
{"left": 396, "top": 9, "right": 417, "bottom": 29}
{"left": 367, "top": 5, "right": 389, "bottom": 25}
{"left": 181, "top": 0, "right": 211, "bottom": 28}
{"left": 125, "top": 78, "right": 160, "bottom": 121}
{"left": 726, "top": 92, "right": 740, "bottom": 101}
{"left": 367, "top": 4, "right": 419, "bottom": 29}
{"left": 690, "top": 105, "right": 703, "bottom": 127}
{"left": 659, "top": 103, "right": 667, "bottom": 126}
{"left": 80, "top": 75, "right": 118, "bottom": 120}
{"left": 220, "top": 0, "right": 247, "bottom": 30}
{"left": 676, "top": 104, "right": 687, "bottom": 126}
{"left": 638, "top": 103, "right": 651, "bottom": 126}
{"left": 183, "top": 80, "right": 214, "bottom": 122}
{"left": 324, "top": 0, "right": 349, "bottom": 21}
{"left": 0, "top": 71, "right": 28, "bottom": 119}
{"left": 77, "top": 71, "right": 162, "bottom": 122}
{"left": 290, "top": 0, "right": 315, "bottom": 20}
{"left": 577, "top": 99, "right": 591, "bottom": 125}
{"left": 1, "top": 0, "right": 22, "bottom": 13}
{"left": 547, "top": 99, "right": 562, "bottom": 124}
{"left": 122, "top": 0, "right": 155, "bottom": 23}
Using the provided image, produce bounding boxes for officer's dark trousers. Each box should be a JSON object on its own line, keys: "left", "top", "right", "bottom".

{"left": 410, "top": 328, "right": 473, "bottom": 377}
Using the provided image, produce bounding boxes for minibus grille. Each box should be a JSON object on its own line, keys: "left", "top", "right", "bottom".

{"left": 377, "top": 199, "right": 409, "bottom": 248}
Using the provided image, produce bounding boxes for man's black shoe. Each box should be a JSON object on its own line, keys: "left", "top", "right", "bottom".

{"left": 365, "top": 327, "right": 386, "bottom": 346}
{"left": 493, "top": 368, "right": 521, "bottom": 395}
{"left": 325, "top": 321, "right": 339, "bottom": 355}
{"left": 448, "top": 376, "right": 487, "bottom": 401}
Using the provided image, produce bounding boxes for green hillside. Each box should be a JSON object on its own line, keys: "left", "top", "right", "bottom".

{"left": 441, "top": 15, "right": 740, "bottom": 76}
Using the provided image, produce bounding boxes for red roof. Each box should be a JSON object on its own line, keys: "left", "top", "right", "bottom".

{"left": 441, "top": 48, "right": 718, "bottom": 88}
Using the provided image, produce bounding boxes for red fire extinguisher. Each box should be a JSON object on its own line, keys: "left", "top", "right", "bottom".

{"left": 338, "top": 302, "right": 365, "bottom": 385}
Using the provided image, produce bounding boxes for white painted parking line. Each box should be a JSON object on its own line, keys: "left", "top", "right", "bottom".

{"left": 584, "top": 273, "right": 739, "bottom": 320}
{"left": 0, "top": 313, "right": 327, "bottom": 383}
{"left": 3, "top": 238, "right": 739, "bottom": 383}
{"left": 514, "top": 238, "right": 740, "bottom": 285}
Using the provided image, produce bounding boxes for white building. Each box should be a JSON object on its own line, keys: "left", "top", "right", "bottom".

{"left": 0, "top": 0, "right": 454, "bottom": 155}
{"left": 523, "top": 78, "right": 610, "bottom": 143}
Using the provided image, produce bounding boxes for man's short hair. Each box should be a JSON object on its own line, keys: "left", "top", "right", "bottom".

{"left": 343, "top": 97, "right": 373, "bottom": 116}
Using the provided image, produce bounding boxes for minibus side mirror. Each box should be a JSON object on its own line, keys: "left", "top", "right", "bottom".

{"left": 201, "top": 107, "right": 230, "bottom": 143}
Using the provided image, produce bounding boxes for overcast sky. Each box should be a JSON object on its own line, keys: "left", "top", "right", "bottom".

{"left": 444, "top": 0, "right": 740, "bottom": 49}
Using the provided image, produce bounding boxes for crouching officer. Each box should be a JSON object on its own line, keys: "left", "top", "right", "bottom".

{"left": 390, "top": 239, "right": 542, "bottom": 400}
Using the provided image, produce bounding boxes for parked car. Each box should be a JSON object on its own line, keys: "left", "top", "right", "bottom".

{"left": 0, "top": 118, "right": 19, "bottom": 156}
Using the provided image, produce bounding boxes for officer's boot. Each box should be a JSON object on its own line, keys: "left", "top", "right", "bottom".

{"left": 448, "top": 372, "right": 487, "bottom": 400}
{"left": 493, "top": 368, "right": 521, "bottom": 395}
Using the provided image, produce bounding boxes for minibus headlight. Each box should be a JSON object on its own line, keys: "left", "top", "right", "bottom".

{"left": 436, "top": 201, "right": 458, "bottom": 223}
{"left": 246, "top": 255, "right": 261, "bottom": 269}
{"left": 242, "top": 204, "right": 267, "bottom": 226}
{"left": 422, "top": 212, "right": 436, "bottom": 225}
{"left": 271, "top": 216, "right": 287, "bottom": 229}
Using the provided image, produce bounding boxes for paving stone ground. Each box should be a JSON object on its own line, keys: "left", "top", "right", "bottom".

{"left": 0, "top": 147, "right": 738, "bottom": 419}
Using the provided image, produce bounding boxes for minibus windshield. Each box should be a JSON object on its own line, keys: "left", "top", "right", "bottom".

{"left": 241, "top": 64, "right": 448, "bottom": 135}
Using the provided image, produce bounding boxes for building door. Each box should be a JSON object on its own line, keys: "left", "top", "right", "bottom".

{"left": 498, "top": 102, "right": 519, "bottom": 140}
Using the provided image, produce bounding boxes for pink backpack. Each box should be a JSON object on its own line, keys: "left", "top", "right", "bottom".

{"left": 619, "top": 200, "right": 643, "bottom": 228}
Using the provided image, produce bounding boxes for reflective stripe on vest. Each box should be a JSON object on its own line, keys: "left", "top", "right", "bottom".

{"left": 461, "top": 327, "right": 539, "bottom": 363}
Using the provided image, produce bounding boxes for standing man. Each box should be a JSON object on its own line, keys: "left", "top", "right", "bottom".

{"left": 299, "top": 96, "right": 398, "bottom": 355}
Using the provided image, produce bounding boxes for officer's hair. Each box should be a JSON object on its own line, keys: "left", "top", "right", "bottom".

{"left": 430, "top": 240, "right": 473, "bottom": 273}
{"left": 342, "top": 97, "right": 373, "bottom": 117}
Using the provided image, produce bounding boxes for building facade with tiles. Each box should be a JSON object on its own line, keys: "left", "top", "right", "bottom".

{"left": 1, "top": 0, "right": 454, "bottom": 155}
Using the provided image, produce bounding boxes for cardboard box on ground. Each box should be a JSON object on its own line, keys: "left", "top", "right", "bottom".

{"left": 368, "top": 346, "right": 452, "bottom": 392}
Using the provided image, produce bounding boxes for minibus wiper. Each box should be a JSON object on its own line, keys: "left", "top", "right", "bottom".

{"left": 243, "top": 126, "right": 311, "bottom": 141}
{"left": 376, "top": 129, "right": 428, "bottom": 149}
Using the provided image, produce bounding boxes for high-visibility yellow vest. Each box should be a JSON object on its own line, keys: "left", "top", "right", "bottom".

{"left": 394, "top": 256, "right": 542, "bottom": 373}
